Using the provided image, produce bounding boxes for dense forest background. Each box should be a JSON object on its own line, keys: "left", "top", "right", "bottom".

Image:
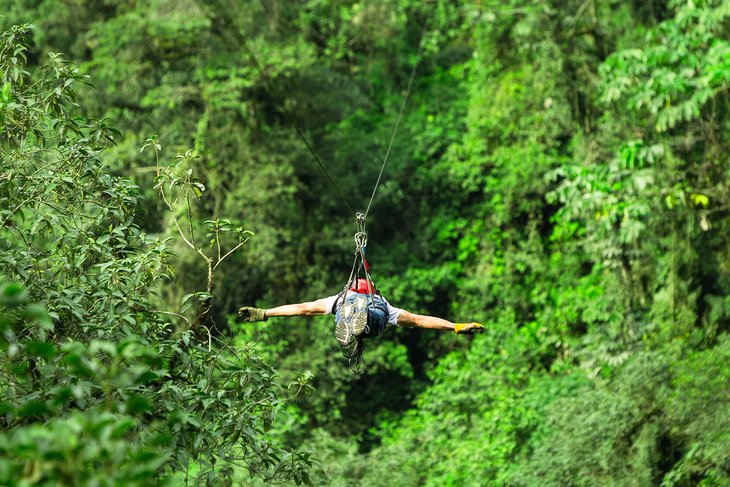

{"left": 2, "top": 0, "right": 730, "bottom": 485}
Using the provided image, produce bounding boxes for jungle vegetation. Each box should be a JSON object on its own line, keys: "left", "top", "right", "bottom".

{"left": 1, "top": 0, "right": 730, "bottom": 485}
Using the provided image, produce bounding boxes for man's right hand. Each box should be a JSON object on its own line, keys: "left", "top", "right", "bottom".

{"left": 239, "top": 307, "right": 267, "bottom": 322}
{"left": 454, "top": 322, "right": 484, "bottom": 335}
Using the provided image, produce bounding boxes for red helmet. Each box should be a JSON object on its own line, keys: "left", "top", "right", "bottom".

{"left": 351, "top": 278, "right": 376, "bottom": 294}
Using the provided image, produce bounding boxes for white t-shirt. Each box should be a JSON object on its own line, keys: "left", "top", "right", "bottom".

{"left": 322, "top": 292, "right": 402, "bottom": 326}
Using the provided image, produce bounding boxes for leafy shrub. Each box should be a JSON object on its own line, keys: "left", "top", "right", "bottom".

{"left": 0, "top": 24, "right": 313, "bottom": 485}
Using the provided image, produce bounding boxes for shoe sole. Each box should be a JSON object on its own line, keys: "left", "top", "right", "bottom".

{"left": 350, "top": 296, "right": 369, "bottom": 337}
{"left": 336, "top": 303, "right": 354, "bottom": 347}
{"left": 336, "top": 318, "right": 353, "bottom": 347}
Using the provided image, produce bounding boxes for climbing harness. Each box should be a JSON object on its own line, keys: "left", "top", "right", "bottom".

{"left": 329, "top": 213, "right": 376, "bottom": 369}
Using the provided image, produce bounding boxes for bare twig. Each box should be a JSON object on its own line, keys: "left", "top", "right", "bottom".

{"left": 215, "top": 227, "right": 221, "bottom": 263}
{"left": 213, "top": 238, "right": 250, "bottom": 271}
{"left": 156, "top": 310, "right": 191, "bottom": 326}
{"left": 200, "top": 324, "right": 213, "bottom": 352}
{"left": 186, "top": 191, "right": 196, "bottom": 248}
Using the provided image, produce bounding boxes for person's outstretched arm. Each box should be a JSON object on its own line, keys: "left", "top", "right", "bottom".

{"left": 265, "top": 299, "right": 329, "bottom": 318}
{"left": 397, "top": 310, "right": 484, "bottom": 334}
{"left": 239, "top": 298, "right": 329, "bottom": 322}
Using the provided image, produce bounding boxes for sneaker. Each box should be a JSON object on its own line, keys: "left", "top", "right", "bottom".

{"left": 335, "top": 302, "right": 355, "bottom": 347}
{"left": 350, "top": 295, "right": 369, "bottom": 337}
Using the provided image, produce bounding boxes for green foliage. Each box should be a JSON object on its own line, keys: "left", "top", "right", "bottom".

{"left": 0, "top": 24, "right": 312, "bottom": 485}
{"left": 3, "top": 0, "right": 730, "bottom": 485}
{"left": 601, "top": 0, "right": 730, "bottom": 133}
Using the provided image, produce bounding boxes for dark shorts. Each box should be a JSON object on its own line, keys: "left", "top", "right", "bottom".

{"left": 363, "top": 297, "right": 388, "bottom": 338}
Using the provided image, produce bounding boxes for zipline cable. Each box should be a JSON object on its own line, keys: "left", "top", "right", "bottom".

{"left": 206, "top": 1, "right": 355, "bottom": 214}
{"left": 206, "top": 1, "right": 431, "bottom": 228}
{"left": 243, "top": 43, "right": 355, "bottom": 214}
{"left": 364, "top": 25, "right": 428, "bottom": 219}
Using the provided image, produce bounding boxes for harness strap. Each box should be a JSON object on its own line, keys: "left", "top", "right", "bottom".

{"left": 332, "top": 249, "right": 360, "bottom": 314}
{"left": 332, "top": 213, "right": 379, "bottom": 373}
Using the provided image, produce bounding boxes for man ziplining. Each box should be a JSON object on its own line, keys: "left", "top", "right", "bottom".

{"left": 232, "top": 9, "right": 480, "bottom": 366}
{"left": 239, "top": 277, "right": 484, "bottom": 366}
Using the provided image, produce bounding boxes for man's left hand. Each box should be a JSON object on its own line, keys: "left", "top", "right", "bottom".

{"left": 454, "top": 322, "right": 484, "bottom": 335}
